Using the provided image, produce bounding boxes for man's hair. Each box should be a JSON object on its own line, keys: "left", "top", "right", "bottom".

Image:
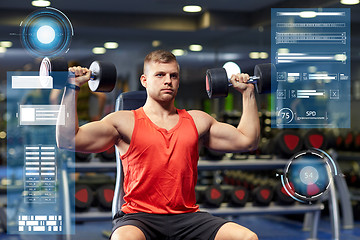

{"left": 143, "top": 50, "right": 179, "bottom": 73}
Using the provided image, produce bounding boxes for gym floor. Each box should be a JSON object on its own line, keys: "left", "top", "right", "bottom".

{"left": 0, "top": 215, "right": 359, "bottom": 240}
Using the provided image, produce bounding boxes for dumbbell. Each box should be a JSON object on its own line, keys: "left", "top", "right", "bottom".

{"left": 96, "top": 184, "right": 115, "bottom": 211}
{"left": 228, "top": 171, "right": 255, "bottom": 190}
{"left": 74, "top": 184, "right": 94, "bottom": 212}
{"left": 251, "top": 182, "right": 274, "bottom": 206}
{"left": 353, "top": 132, "right": 360, "bottom": 150}
{"left": 205, "top": 63, "right": 274, "bottom": 98}
{"left": 76, "top": 174, "right": 115, "bottom": 190}
{"left": 203, "top": 148, "right": 225, "bottom": 161}
{"left": 40, "top": 57, "right": 117, "bottom": 92}
{"left": 203, "top": 185, "right": 225, "bottom": 207}
{"left": 99, "top": 146, "right": 116, "bottom": 162}
{"left": 229, "top": 186, "right": 249, "bottom": 207}
{"left": 274, "top": 182, "right": 295, "bottom": 205}
{"left": 343, "top": 161, "right": 360, "bottom": 187}
{"left": 303, "top": 129, "right": 327, "bottom": 150}
{"left": 198, "top": 185, "right": 248, "bottom": 207}
{"left": 343, "top": 131, "right": 355, "bottom": 150}
{"left": 274, "top": 130, "right": 303, "bottom": 157}
{"left": 75, "top": 152, "right": 91, "bottom": 162}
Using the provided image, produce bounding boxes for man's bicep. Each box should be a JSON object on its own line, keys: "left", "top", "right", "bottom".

{"left": 206, "top": 121, "right": 253, "bottom": 152}
{"left": 75, "top": 119, "right": 119, "bottom": 153}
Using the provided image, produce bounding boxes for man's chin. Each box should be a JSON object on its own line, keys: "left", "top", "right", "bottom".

{"left": 159, "top": 93, "right": 175, "bottom": 102}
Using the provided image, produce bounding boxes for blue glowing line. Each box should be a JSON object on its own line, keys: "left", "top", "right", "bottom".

{"left": 315, "top": 148, "right": 338, "bottom": 175}
{"left": 46, "top": 7, "right": 74, "bottom": 35}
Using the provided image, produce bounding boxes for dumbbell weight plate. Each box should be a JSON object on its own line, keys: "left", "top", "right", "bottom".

{"left": 304, "top": 129, "right": 327, "bottom": 149}
{"left": 276, "top": 130, "right": 303, "bottom": 157}
{"left": 274, "top": 183, "right": 295, "bottom": 205}
{"left": 74, "top": 184, "right": 94, "bottom": 212}
{"left": 252, "top": 185, "right": 274, "bottom": 206}
{"left": 230, "top": 186, "right": 249, "bottom": 206}
{"left": 254, "top": 63, "right": 273, "bottom": 94}
{"left": 206, "top": 68, "right": 229, "bottom": 99}
{"left": 355, "top": 133, "right": 360, "bottom": 150}
{"left": 204, "top": 185, "right": 225, "bottom": 207}
{"left": 99, "top": 146, "right": 115, "bottom": 162}
{"left": 88, "top": 61, "right": 117, "bottom": 92}
{"left": 96, "top": 184, "right": 115, "bottom": 211}
{"left": 75, "top": 152, "right": 91, "bottom": 162}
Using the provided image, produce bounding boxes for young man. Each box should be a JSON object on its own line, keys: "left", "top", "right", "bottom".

{"left": 57, "top": 50, "right": 259, "bottom": 240}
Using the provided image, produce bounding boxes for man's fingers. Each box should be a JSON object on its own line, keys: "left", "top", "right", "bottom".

{"left": 230, "top": 73, "right": 250, "bottom": 85}
{"left": 238, "top": 73, "right": 250, "bottom": 83}
{"left": 68, "top": 66, "right": 90, "bottom": 77}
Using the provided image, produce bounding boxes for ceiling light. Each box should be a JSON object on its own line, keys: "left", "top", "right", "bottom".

{"left": 223, "top": 62, "right": 240, "bottom": 79}
{"left": 152, "top": 40, "right": 161, "bottom": 47}
{"left": 104, "top": 42, "right": 118, "bottom": 49}
{"left": 308, "top": 66, "right": 317, "bottom": 73}
{"left": 31, "top": 0, "right": 51, "bottom": 7}
{"left": 0, "top": 131, "right": 6, "bottom": 139}
{"left": 0, "top": 47, "right": 7, "bottom": 53}
{"left": 334, "top": 53, "right": 347, "bottom": 61}
{"left": 189, "top": 44, "right": 203, "bottom": 52}
{"left": 183, "top": 5, "right": 202, "bottom": 13}
{"left": 172, "top": 49, "right": 186, "bottom": 56}
{"left": 341, "top": 0, "right": 359, "bottom": 4}
{"left": 299, "top": 11, "right": 317, "bottom": 18}
{"left": 92, "top": 47, "right": 106, "bottom": 54}
{"left": 0, "top": 41, "right": 12, "bottom": 48}
{"left": 277, "top": 48, "right": 289, "bottom": 54}
{"left": 249, "top": 52, "right": 260, "bottom": 59}
{"left": 259, "top": 52, "right": 269, "bottom": 59}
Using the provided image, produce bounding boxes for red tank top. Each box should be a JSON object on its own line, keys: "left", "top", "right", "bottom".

{"left": 120, "top": 107, "right": 200, "bottom": 214}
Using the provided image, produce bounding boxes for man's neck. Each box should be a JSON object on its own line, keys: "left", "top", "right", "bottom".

{"left": 143, "top": 98, "right": 177, "bottom": 117}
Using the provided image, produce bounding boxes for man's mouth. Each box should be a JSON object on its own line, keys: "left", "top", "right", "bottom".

{"left": 161, "top": 89, "right": 174, "bottom": 93}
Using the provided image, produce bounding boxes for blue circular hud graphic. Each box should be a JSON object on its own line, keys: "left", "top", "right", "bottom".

{"left": 20, "top": 7, "right": 73, "bottom": 57}
{"left": 281, "top": 149, "right": 337, "bottom": 203}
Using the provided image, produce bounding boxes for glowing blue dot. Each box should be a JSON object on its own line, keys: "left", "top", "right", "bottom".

{"left": 37, "top": 25, "right": 55, "bottom": 44}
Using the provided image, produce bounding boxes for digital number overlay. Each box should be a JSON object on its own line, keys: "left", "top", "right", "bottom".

{"left": 280, "top": 148, "right": 338, "bottom": 203}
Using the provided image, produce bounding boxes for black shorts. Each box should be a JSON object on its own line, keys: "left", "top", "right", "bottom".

{"left": 111, "top": 211, "right": 229, "bottom": 240}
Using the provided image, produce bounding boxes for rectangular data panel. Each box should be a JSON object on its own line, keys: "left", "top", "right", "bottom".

{"left": 24, "top": 145, "right": 56, "bottom": 203}
{"left": 271, "top": 9, "right": 350, "bottom": 128}
{"left": 6, "top": 71, "right": 75, "bottom": 235}
{"left": 19, "top": 105, "right": 65, "bottom": 125}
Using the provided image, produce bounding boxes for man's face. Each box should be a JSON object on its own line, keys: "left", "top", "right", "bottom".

{"left": 141, "top": 60, "right": 180, "bottom": 102}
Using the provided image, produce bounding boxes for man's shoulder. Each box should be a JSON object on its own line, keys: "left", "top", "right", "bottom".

{"left": 107, "top": 109, "right": 134, "bottom": 117}
{"left": 186, "top": 110, "right": 215, "bottom": 137}
{"left": 187, "top": 110, "right": 214, "bottom": 127}
{"left": 187, "top": 109, "right": 211, "bottom": 119}
{"left": 103, "top": 110, "right": 135, "bottom": 125}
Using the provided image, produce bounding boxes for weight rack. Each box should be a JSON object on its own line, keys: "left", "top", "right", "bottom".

{"left": 60, "top": 156, "right": 353, "bottom": 240}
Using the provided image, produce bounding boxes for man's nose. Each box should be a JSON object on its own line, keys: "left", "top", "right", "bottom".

{"left": 164, "top": 74, "right": 172, "bottom": 84}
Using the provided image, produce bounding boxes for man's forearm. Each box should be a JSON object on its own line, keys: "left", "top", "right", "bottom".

{"left": 237, "top": 89, "right": 260, "bottom": 149}
{"left": 56, "top": 86, "right": 79, "bottom": 150}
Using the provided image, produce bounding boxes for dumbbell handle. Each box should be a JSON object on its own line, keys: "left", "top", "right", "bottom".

{"left": 227, "top": 75, "right": 260, "bottom": 92}
{"left": 89, "top": 72, "right": 98, "bottom": 81}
